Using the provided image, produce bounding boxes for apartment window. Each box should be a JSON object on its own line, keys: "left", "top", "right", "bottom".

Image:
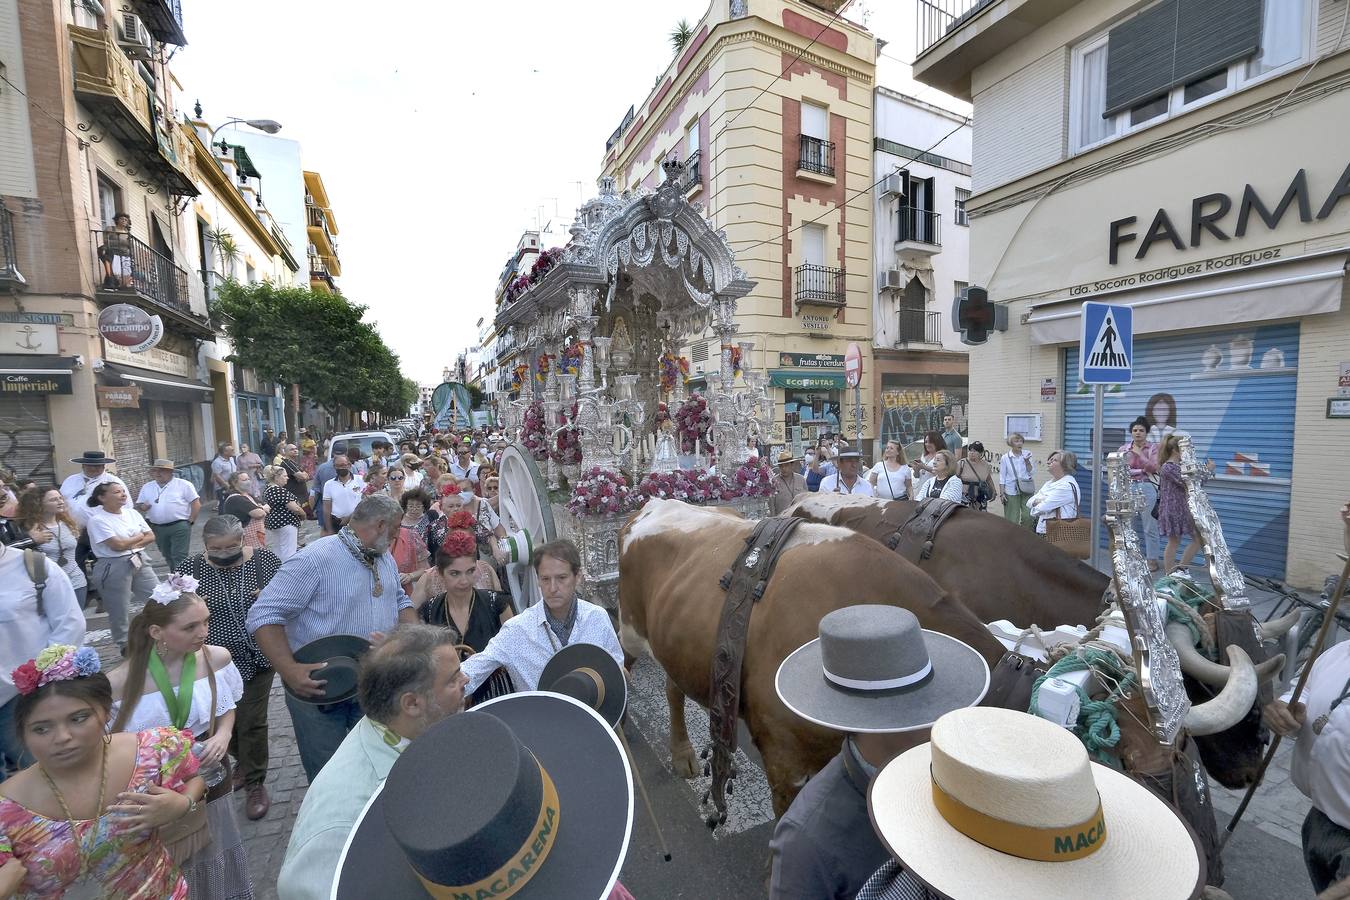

{"left": 1070, "top": 0, "right": 1311, "bottom": 154}
{"left": 801, "top": 223, "right": 826, "bottom": 267}
{"left": 246, "top": 263, "right": 257, "bottom": 284}
{"left": 799, "top": 102, "right": 834, "bottom": 176}
{"left": 686, "top": 124, "right": 698, "bottom": 160}
{"left": 954, "top": 188, "right": 971, "bottom": 227}
{"left": 955, "top": 280, "right": 969, "bottom": 301}
{"left": 97, "top": 175, "right": 123, "bottom": 229}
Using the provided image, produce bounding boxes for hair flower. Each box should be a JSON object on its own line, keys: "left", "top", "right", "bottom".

{"left": 72, "top": 647, "right": 101, "bottom": 677}
{"left": 149, "top": 573, "right": 199, "bottom": 606}
{"left": 35, "top": 644, "right": 73, "bottom": 671}
{"left": 11, "top": 661, "right": 40, "bottom": 695}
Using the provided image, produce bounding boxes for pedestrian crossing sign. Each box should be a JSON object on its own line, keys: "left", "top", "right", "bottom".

{"left": 1079, "top": 302, "right": 1132, "bottom": 384}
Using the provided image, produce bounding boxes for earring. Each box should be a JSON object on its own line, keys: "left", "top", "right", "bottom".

{"left": 102, "top": 732, "right": 112, "bottom": 746}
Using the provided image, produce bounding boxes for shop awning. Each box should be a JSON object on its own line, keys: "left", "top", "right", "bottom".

{"left": 769, "top": 371, "right": 846, "bottom": 390}
{"left": 0, "top": 355, "right": 77, "bottom": 374}
{"left": 105, "top": 363, "right": 214, "bottom": 402}
{"left": 1026, "top": 250, "right": 1347, "bottom": 345}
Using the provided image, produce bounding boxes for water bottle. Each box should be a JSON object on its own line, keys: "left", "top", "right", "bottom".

{"left": 191, "top": 741, "right": 227, "bottom": 789}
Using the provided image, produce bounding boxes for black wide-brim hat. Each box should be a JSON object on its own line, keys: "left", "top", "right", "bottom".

{"left": 284, "top": 634, "right": 371, "bottom": 706}
{"left": 71, "top": 450, "right": 115, "bottom": 465}
{"left": 538, "top": 643, "right": 627, "bottom": 729}
{"left": 335, "top": 692, "right": 634, "bottom": 900}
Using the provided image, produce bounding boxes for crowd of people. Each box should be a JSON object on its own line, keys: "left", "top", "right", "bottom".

{"left": 0, "top": 413, "right": 1343, "bottom": 899}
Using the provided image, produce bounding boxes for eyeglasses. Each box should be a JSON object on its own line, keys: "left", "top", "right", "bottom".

{"left": 390, "top": 475, "right": 405, "bottom": 481}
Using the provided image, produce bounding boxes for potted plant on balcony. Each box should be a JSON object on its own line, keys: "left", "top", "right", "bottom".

{"left": 206, "top": 227, "right": 239, "bottom": 278}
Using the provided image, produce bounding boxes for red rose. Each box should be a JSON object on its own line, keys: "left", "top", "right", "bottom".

{"left": 12, "top": 661, "right": 40, "bottom": 695}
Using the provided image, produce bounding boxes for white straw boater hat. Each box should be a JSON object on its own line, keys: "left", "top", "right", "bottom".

{"left": 775, "top": 605, "right": 989, "bottom": 733}
{"left": 868, "top": 707, "right": 1205, "bottom": 900}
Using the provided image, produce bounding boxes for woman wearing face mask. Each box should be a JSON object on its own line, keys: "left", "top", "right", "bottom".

{"left": 391, "top": 489, "right": 430, "bottom": 590}
{"left": 0, "top": 643, "right": 205, "bottom": 898}
{"left": 106, "top": 575, "right": 253, "bottom": 900}
{"left": 18, "top": 487, "right": 87, "bottom": 607}
{"left": 222, "top": 472, "right": 268, "bottom": 550}
{"left": 421, "top": 509, "right": 501, "bottom": 594}
{"left": 174, "top": 516, "right": 281, "bottom": 822}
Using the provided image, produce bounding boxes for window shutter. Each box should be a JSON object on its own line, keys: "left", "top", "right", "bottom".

{"left": 1104, "top": 0, "right": 1179, "bottom": 117}
{"left": 1105, "top": 0, "right": 1262, "bottom": 118}
{"left": 1173, "top": 0, "right": 1261, "bottom": 86}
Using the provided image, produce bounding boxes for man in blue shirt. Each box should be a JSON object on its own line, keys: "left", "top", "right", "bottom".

{"left": 248, "top": 494, "right": 418, "bottom": 782}
{"left": 312, "top": 455, "right": 337, "bottom": 532}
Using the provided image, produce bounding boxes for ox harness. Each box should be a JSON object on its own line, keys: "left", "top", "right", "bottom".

{"left": 707, "top": 516, "right": 805, "bottom": 825}
{"left": 884, "top": 497, "right": 964, "bottom": 563}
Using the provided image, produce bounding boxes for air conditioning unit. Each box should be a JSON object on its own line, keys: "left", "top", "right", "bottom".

{"left": 878, "top": 269, "right": 905, "bottom": 291}
{"left": 881, "top": 173, "right": 903, "bottom": 197}
{"left": 117, "top": 13, "right": 153, "bottom": 61}
{"left": 306, "top": 243, "right": 318, "bottom": 257}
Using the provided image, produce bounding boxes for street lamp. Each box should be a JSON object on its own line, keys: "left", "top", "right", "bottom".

{"left": 209, "top": 117, "right": 283, "bottom": 156}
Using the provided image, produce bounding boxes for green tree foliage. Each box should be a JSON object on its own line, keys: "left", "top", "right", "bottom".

{"left": 670, "top": 19, "right": 694, "bottom": 54}
{"left": 211, "top": 281, "right": 411, "bottom": 419}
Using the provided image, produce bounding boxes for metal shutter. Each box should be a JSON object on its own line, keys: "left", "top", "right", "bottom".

{"left": 109, "top": 407, "right": 152, "bottom": 495}
{"left": 1063, "top": 321, "right": 1298, "bottom": 578}
{"left": 161, "top": 401, "right": 195, "bottom": 464}
{"left": 0, "top": 395, "right": 54, "bottom": 484}
{"left": 1104, "top": 0, "right": 1261, "bottom": 118}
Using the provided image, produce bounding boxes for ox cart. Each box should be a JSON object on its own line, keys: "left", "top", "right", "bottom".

{"left": 489, "top": 161, "right": 775, "bottom": 609}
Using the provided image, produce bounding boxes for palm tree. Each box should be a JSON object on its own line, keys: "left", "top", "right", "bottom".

{"left": 670, "top": 19, "right": 694, "bottom": 55}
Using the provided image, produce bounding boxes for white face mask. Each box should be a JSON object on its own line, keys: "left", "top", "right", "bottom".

{"left": 459, "top": 491, "right": 475, "bottom": 505}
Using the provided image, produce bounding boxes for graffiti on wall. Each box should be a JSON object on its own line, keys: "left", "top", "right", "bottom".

{"left": 879, "top": 387, "right": 968, "bottom": 447}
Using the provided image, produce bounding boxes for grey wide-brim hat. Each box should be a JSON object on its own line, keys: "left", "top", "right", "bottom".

{"left": 776, "top": 605, "right": 990, "bottom": 734}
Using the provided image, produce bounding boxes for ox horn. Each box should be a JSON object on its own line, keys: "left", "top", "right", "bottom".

{"left": 1167, "top": 622, "right": 1231, "bottom": 687}
{"left": 1259, "top": 610, "right": 1300, "bottom": 641}
{"left": 1183, "top": 645, "right": 1258, "bottom": 737}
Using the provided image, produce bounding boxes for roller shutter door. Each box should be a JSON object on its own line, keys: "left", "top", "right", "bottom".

{"left": 109, "top": 407, "right": 152, "bottom": 494}
{"left": 1064, "top": 321, "right": 1298, "bottom": 578}
{"left": 161, "top": 401, "right": 195, "bottom": 464}
{"left": 0, "top": 395, "right": 55, "bottom": 485}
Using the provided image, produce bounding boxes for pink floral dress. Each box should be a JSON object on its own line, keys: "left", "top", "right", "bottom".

{"left": 0, "top": 727, "right": 199, "bottom": 899}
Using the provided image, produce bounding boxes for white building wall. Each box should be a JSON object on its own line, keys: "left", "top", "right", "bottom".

{"left": 214, "top": 128, "right": 306, "bottom": 264}
{"left": 970, "top": 48, "right": 1068, "bottom": 193}
{"left": 0, "top": 0, "right": 37, "bottom": 197}
{"left": 872, "top": 89, "right": 971, "bottom": 354}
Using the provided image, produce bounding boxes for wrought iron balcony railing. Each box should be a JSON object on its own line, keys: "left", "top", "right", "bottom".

{"left": 92, "top": 228, "right": 192, "bottom": 315}
{"left": 309, "top": 257, "right": 336, "bottom": 292}
{"left": 794, "top": 263, "right": 846, "bottom": 307}
{"left": 798, "top": 135, "right": 835, "bottom": 177}
{"left": 0, "top": 201, "right": 24, "bottom": 290}
{"left": 896, "top": 308, "right": 942, "bottom": 345}
{"left": 678, "top": 150, "right": 701, "bottom": 193}
{"left": 897, "top": 206, "right": 942, "bottom": 247}
{"left": 917, "top": 0, "right": 996, "bottom": 57}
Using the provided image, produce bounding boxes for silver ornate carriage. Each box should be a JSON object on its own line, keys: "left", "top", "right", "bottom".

{"left": 490, "top": 160, "right": 774, "bottom": 608}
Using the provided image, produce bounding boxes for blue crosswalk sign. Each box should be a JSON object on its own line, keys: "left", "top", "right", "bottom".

{"left": 1080, "top": 302, "right": 1132, "bottom": 384}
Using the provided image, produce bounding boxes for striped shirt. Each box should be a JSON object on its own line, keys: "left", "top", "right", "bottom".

{"left": 247, "top": 534, "right": 412, "bottom": 652}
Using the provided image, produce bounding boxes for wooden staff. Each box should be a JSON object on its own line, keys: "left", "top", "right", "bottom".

{"left": 1220, "top": 550, "right": 1350, "bottom": 849}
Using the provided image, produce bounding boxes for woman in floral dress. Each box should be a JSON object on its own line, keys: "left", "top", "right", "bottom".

{"left": 1157, "top": 433, "right": 1215, "bottom": 575}
{"left": 0, "top": 644, "right": 204, "bottom": 899}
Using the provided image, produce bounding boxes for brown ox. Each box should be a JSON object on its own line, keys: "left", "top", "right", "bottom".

{"left": 617, "top": 499, "right": 1006, "bottom": 817}
{"left": 784, "top": 493, "right": 1110, "bottom": 628}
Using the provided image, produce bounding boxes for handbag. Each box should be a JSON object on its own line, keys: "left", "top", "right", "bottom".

{"left": 158, "top": 652, "right": 219, "bottom": 865}
{"left": 1044, "top": 480, "right": 1091, "bottom": 559}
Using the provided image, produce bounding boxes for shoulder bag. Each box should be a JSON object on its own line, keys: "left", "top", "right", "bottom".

{"left": 1044, "top": 479, "right": 1091, "bottom": 559}
{"left": 159, "top": 651, "right": 227, "bottom": 864}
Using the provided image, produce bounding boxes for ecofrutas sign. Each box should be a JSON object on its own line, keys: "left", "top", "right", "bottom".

{"left": 1109, "top": 162, "right": 1350, "bottom": 264}
{"left": 97, "top": 304, "right": 163, "bottom": 352}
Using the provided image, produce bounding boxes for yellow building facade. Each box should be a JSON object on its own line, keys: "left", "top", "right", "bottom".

{"left": 600, "top": 0, "right": 876, "bottom": 453}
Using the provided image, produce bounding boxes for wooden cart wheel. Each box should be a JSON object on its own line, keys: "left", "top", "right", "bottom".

{"left": 497, "top": 443, "right": 557, "bottom": 609}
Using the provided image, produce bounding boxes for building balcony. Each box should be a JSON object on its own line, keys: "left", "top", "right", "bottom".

{"left": 896, "top": 308, "right": 943, "bottom": 347}
{"left": 896, "top": 207, "right": 942, "bottom": 259}
{"left": 678, "top": 150, "right": 701, "bottom": 194}
{"left": 794, "top": 263, "right": 846, "bottom": 308}
{"left": 306, "top": 205, "right": 341, "bottom": 275}
{"left": 128, "top": 0, "right": 186, "bottom": 46}
{"left": 0, "top": 201, "right": 25, "bottom": 291}
{"left": 309, "top": 257, "right": 336, "bottom": 294}
{"left": 68, "top": 25, "right": 196, "bottom": 196}
{"left": 913, "top": 0, "right": 1078, "bottom": 100}
{"left": 798, "top": 135, "right": 835, "bottom": 178}
{"left": 92, "top": 229, "right": 211, "bottom": 336}
{"left": 201, "top": 269, "right": 223, "bottom": 303}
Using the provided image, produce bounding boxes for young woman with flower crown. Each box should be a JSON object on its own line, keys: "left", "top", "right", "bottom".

{"left": 0, "top": 643, "right": 205, "bottom": 899}
{"left": 104, "top": 574, "right": 253, "bottom": 900}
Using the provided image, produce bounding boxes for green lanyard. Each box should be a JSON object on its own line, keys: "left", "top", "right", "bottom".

{"left": 148, "top": 649, "right": 196, "bottom": 730}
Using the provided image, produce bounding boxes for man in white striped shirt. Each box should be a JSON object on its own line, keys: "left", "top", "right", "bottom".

{"left": 249, "top": 494, "right": 418, "bottom": 782}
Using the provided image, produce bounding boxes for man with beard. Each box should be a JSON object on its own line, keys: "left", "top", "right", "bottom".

{"left": 276, "top": 624, "right": 467, "bottom": 900}
{"left": 248, "top": 494, "right": 418, "bottom": 781}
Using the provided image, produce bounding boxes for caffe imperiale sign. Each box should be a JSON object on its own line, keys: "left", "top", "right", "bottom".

{"left": 1108, "top": 162, "right": 1350, "bottom": 264}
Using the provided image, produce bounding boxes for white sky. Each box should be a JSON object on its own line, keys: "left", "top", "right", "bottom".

{"left": 172, "top": 1, "right": 968, "bottom": 386}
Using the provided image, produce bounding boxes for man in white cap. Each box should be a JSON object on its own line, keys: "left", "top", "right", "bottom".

{"left": 133, "top": 459, "right": 200, "bottom": 570}
{"left": 769, "top": 605, "right": 990, "bottom": 899}
{"left": 818, "top": 446, "right": 875, "bottom": 497}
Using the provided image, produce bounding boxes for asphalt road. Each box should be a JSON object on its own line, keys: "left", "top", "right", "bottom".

{"left": 617, "top": 654, "right": 1316, "bottom": 900}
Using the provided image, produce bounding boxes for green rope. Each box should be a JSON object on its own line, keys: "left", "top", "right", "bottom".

{"left": 1156, "top": 575, "right": 1217, "bottom": 653}
{"left": 1029, "top": 648, "right": 1139, "bottom": 766}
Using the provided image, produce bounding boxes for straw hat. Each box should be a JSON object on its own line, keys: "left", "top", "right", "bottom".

{"left": 776, "top": 450, "right": 801, "bottom": 467}
{"left": 147, "top": 458, "right": 176, "bottom": 471}
{"left": 775, "top": 605, "right": 989, "bottom": 733}
{"left": 868, "top": 707, "right": 1204, "bottom": 900}
{"left": 335, "top": 692, "right": 633, "bottom": 899}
